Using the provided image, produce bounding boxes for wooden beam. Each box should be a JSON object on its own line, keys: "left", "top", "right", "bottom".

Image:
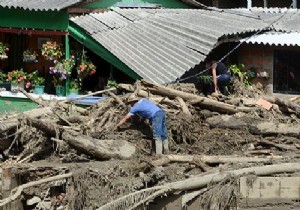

{"left": 0, "top": 27, "right": 68, "bottom": 36}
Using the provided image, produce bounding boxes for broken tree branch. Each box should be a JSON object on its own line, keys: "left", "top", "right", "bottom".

{"left": 139, "top": 80, "right": 239, "bottom": 114}
{"left": 151, "top": 154, "right": 287, "bottom": 167}
{"left": 257, "top": 139, "right": 298, "bottom": 151}
{"left": 176, "top": 97, "right": 191, "bottom": 117}
{"left": 97, "top": 163, "right": 300, "bottom": 210}
{"left": 107, "top": 91, "right": 126, "bottom": 108}
{"left": 0, "top": 172, "right": 73, "bottom": 207}
{"left": 264, "top": 96, "right": 300, "bottom": 116}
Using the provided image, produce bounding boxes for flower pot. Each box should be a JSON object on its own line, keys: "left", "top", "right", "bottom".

{"left": 0, "top": 82, "right": 11, "bottom": 91}
{"left": 34, "top": 85, "right": 45, "bottom": 95}
{"left": 55, "top": 86, "right": 66, "bottom": 96}
{"left": 0, "top": 54, "right": 8, "bottom": 60}
{"left": 68, "top": 88, "right": 79, "bottom": 95}
{"left": 23, "top": 55, "right": 37, "bottom": 63}
{"left": 11, "top": 82, "right": 24, "bottom": 92}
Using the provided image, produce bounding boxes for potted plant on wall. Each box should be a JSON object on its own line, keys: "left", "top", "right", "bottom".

{"left": 49, "top": 57, "right": 75, "bottom": 96}
{"left": 23, "top": 49, "right": 38, "bottom": 63}
{"left": 68, "top": 78, "right": 79, "bottom": 95}
{"left": 41, "top": 41, "right": 63, "bottom": 61}
{"left": 33, "top": 77, "right": 45, "bottom": 95}
{"left": 0, "top": 70, "right": 10, "bottom": 91}
{"left": 0, "top": 42, "right": 9, "bottom": 60}
{"left": 7, "top": 69, "right": 27, "bottom": 92}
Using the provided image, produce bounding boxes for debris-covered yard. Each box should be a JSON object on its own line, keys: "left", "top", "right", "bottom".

{"left": 0, "top": 79, "right": 300, "bottom": 210}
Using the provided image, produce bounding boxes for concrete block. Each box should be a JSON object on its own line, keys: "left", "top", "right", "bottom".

{"left": 240, "top": 177, "right": 300, "bottom": 200}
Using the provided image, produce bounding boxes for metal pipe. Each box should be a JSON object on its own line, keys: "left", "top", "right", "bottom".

{"left": 247, "top": 0, "right": 252, "bottom": 9}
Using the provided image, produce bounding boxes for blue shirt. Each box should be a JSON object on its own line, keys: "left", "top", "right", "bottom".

{"left": 129, "top": 98, "right": 161, "bottom": 120}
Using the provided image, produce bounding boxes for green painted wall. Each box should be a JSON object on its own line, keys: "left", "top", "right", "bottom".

{"left": 86, "top": 0, "right": 191, "bottom": 8}
{"left": 0, "top": 8, "right": 69, "bottom": 31}
{"left": 0, "top": 97, "right": 38, "bottom": 113}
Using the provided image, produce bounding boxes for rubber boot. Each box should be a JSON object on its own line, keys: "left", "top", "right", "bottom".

{"left": 162, "top": 140, "right": 169, "bottom": 154}
{"left": 155, "top": 140, "right": 163, "bottom": 155}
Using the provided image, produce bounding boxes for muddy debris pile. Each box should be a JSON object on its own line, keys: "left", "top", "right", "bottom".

{"left": 0, "top": 80, "right": 300, "bottom": 210}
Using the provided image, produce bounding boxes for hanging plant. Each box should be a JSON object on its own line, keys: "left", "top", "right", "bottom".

{"left": 0, "top": 42, "right": 9, "bottom": 60}
{"left": 49, "top": 57, "right": 75, "bottom": 87}
{"left": 41, "top": 41, "right": 63, "bottom": 61}
{"left": 23, "top": 49, "right": 38, "bottom": 63}
{"left": 76, "top": 59, "right": 96, "bottom": 80}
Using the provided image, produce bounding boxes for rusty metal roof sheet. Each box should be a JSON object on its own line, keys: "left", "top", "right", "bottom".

{"left": 0, "top": 0, "right": 83, "bottom": 11}
{"left": 71, "top": 8, "right": 298, "bottom": 84}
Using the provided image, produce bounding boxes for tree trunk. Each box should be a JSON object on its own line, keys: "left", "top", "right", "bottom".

{"left": 26, "top": 117, "right": 58, "bottom": 136}
{"left": 97, "top": 163, "right": 300, "bottom": 210}
{"left": 264, "top": 96, "right": 300, "bottom": 115}
{"left": 166, "top": 163, "right": 300, "bottom": 191}
{"left": 62, "top": 131, "right": 136, "bottom": 159}
{"left": 0, "top": 107, "right": 53, "bottom": 133}
{"left": 151, "top": 154, "right": 285, "bottom": 167}
{"left": 176, "top": 97, "right": 192, "bottom": 116}
{"left": 250, "top": 122, "right": 300, "bottom": 137}
{"left": 140, "top": 80, "right": 239, "bottom": 114}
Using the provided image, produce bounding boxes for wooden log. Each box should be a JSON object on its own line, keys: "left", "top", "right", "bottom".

{"left": 205, "top": 115, "right": 247, "bottom": 129}
{"left": 137, "top": 81, "right": 239, "bottom": 114}
{"left": 107, "top": 91, "right": 126, "bottom": 108}
{"left": 244, "top": 150, "right": 273, "bottom": 156}
{"left": 62, "top": 131, "right": 136, "bottom": 159}
{"left": 250, "top": 122, "right": 300, "bottom": 137}
{"left": 264, "top": 96, "right": 300, "bottom": 115}
{"left": 149, "top": 97, "right": 179, "bottom": 108}
{"left": 118, "top": 83, "right": 153, "bottom": 97}
{"left": 118, "top": 84, "right": 178, "bottom": 108}
{"left": 17, "top": 87, "right": 87, "bottom": 115}
{"left": 166, "top": 163, "right": 300, "bottom": 191}
{"left": 176, "top": 97, "right": 191, "bottom": 117}
{"left": 0, "top": 107, "right": 53, "bottom": 133}
{"left": 57, "top": 101, "right": 88, "bottom": 115}
{"left": 121, "top": 82, "right": 239, "bottom": 114}
{"left": 257, "top": 139, "right": 298, "bottom": 151}
{"left": 26, "top": 117, "right": 58, "bottom": 136}
{"left": 97, "top": 163, "right": 300, "bottom": 210}
{"left": 25, "top": 117, "right": 136, "bottom": 159}
{"left": 151, "top": 154, "right": 286, "bottom": 167}
{"left": 0, "top": 172, "right": 73, "bottom": 207}
{"left": 17, "top": 87, "right": 47, "bottom": 106}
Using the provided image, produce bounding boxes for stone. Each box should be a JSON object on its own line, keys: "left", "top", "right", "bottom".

{"left": 36, "top": 201, "right": 52, "bottom": 209}
{"left": 240, "top": 177, "right": 300, "bottom": 200}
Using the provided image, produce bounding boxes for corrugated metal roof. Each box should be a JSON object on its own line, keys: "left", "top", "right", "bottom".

{"left": 0, "top": 0, "right": 83, "bottom": 11}
{"left": 241, "top": 32, "right": 300, "bottom": 46}
{"left": 70, "top": 8, "right": 299, "bottom": 84}
{"left": 227, "top": 8, "right": 300, "bottom": 32}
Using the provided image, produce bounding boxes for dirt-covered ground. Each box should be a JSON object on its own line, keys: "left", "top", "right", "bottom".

{"left": 1, "top": 80, "right": 300, "bottom": 210}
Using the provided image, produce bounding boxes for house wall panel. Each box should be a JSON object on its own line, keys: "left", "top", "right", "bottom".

{"left": 238, "top": 44, "right": 273, "bottom": 94}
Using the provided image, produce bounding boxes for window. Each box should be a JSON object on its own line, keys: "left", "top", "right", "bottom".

{"left": 273, "top": 50, "right": 300, "bottom": 94}
{"left": 251, "top": 0, "right": 295, "bottom": 8}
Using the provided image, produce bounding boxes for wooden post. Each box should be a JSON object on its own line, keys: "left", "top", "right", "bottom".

{"left": 65, "top": 34, "right": 70, "bottom": 96}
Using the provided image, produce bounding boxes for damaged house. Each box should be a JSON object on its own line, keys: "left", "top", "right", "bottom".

{"left": 70, "top": 6, "right": 300, "bottom": 95}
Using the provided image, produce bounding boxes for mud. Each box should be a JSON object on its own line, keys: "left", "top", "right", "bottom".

{"left": 1, "top": 81, "right": 300, "bottom": 210}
